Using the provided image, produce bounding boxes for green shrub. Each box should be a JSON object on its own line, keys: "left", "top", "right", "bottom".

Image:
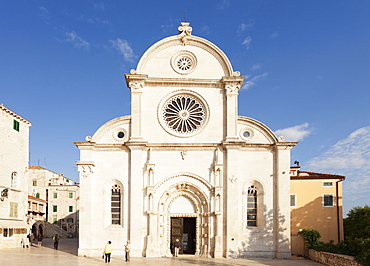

{"left": 298, "top": 229, "right": 322, "bottom": 248}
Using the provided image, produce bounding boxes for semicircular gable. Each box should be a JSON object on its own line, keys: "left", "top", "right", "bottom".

{"left": 136, "top": 35, "right": 235, "bottom": 78}
{"left": 91, "top": 116, "right": 131, "bottom": 143}
{"left": 238, "top": 116, "right": 279, "bottom": 144}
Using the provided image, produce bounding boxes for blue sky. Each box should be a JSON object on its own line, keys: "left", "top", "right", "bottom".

{"left": 1, "top": 1, "right": 369, "bottom": 216}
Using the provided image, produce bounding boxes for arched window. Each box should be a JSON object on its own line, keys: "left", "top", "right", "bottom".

{"left": 111, "top": 184, "right": 121, "bottom": 225}
{"left": 247, "top": 185, "right": 257, "bottom": 226}
{"left": 11, "top": 172, "right": 18, "bottom": 189}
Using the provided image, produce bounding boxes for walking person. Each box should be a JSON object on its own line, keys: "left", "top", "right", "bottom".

{"left": 53, "top": 234, "right": 60, "bottom": 250}
{"left": 37, "top": 233, "right": 43, "bottom": 247}
{"left": 124, "top": 240, "right": 131, "bottom": 262}
{"left": 103, "top": 241, "right": 112, "bottom": 263}
{"left": 174, "top": 239, "right": 181, "bottom": 257}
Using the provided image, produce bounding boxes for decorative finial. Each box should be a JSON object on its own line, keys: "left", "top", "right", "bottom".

{"left": 178, "top": 22, "right": 192, "bottom": 36}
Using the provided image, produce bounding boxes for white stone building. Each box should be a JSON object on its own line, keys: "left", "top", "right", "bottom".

{"left": 28, "top": 166, "right": 79, "bottom": 237}
{"left": 0, "top": 104, "right": 31, "bottom": 248}
{"left": 76, "top": 22, "right": 296, "bottom": 259}
{"left": 47, "top": 184, "right": 79, "bottom": 237}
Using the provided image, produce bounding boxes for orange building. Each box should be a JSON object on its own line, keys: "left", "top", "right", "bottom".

{"left": 290, "top": 166, "right": 345, "bottom": 256}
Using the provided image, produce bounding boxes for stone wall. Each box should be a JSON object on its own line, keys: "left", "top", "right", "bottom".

{"left": 309, "top": 249, "right": 361, "bottom": 266}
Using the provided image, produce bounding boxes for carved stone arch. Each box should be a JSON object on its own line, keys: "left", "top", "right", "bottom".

{"left": 153, "top": 172, "right": 213, "bottom": 194}
{"left": 154, "top": 179, "right": 211, "bottom": 257}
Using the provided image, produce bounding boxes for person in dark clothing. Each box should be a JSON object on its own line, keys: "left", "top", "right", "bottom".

{"left": 53, "top": 234, "right": 60, "bottom": 250}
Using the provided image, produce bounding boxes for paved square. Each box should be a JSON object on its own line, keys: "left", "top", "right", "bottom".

{"left": 0, "top": 238, "right": 321, "bottom": 265}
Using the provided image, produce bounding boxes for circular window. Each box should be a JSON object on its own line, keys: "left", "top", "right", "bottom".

{"left": 240, "top": 128, "right": 254, "bottom": 140}
{"left": 163, "top": 95, "right": 205, "bottom": 134}
{"left": 171, "top": 50, "right": 197, "bottom": 75}
{"left": 113, "top": 128, "right": 127, "bottom": 142}
{"left": 243, "top": 131, "right": 251, "bottom": 138}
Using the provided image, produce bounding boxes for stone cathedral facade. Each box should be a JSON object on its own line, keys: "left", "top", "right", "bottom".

{"left": 75, "top": 22, "right": 296, "bottom": 259}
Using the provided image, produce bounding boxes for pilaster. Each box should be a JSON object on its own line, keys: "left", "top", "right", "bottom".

{"left": 222, "top": 76, "right": 245, "bottom": 142}
{"left": 125, "top": 73, "right": 148, "bottom": 141}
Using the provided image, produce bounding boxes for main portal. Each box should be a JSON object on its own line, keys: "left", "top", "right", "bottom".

{"left": 171, "top": 217, "right": 196, "bottom": 255}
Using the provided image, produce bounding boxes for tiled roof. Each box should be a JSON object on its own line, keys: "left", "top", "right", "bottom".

{"left": 28, "top": 195, "right": 46, "bottom": 202}
{"left": 291, "top": 171, "right": 345, "bottom": 180}
{"left": 0, "top": 104, "right": 31, "bottom": 124}
{"left": 29, "top": 165, "right": 47, "bottom": 170}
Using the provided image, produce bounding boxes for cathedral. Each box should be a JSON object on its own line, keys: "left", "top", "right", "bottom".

{"left": 75, "top": 22, "right": 296, "bottom": 259}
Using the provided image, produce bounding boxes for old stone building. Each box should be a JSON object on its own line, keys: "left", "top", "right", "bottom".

{"left": 28, "top": 166, "right": 79, "bottom": 238}
{"left": 0, "top": 104, "right": 31, "bottom": 248}
{"left": 76, "top": 22, "right": 296, "bottom": 258}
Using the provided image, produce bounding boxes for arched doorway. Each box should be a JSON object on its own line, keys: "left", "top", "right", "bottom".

{"left": 157, "top": 182, "right": 211, "bottom": 257}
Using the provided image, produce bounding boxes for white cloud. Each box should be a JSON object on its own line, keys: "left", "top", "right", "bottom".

{"left": 242, "top": 36, "right": 252, "bottom": 49}
{"left": 200, "top": 25, "right": 210, "bottom": 34}
{"left": 79, "top": 14, "right": 109, "bottom": 25}
{"left": 238, "top": 21, "right": 254, "bottom": 32}
{"left": 38, "top": 6, "right": 50, "bottom": 21}
{"left": 269, "top": 31, "right": 279, "bottom": 39}
{"left": 251, "top": 63, "right": 262, "bottom": 71}
{"left": 65, "top": 31, "right": 90, "bottom": 50}
{"left": 241, "top": 72, "right": 268, "bottom": 90}
{"left": 307, "top": 127, "right": 370, "bottom": 171}
{"left": 93, "top": 2, "right": 105, "bottom": 10}
{"left": 110, "top": 38, "right": 136, "bottom": 62}
{"left": 305, "top": 126, "right": 370, "bottom": 213}
{"left": 275, "top": 123, "right": 312, "bottom": 142}
{"left": 219, "top": 0, "right": 230, "bottom": 10}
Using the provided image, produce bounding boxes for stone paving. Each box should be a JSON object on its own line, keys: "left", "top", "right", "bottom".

{"left": 0, "top": 238, "right": 322, "bottom": 266}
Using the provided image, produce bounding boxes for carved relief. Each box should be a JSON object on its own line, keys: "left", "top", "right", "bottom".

{"left": 128, "top": 81, "right": 144, "bottom": 92}
{"left": 228, "top": 175, "right": 237, "bottom": 183}
{"left": 225, "top": 84, "right": 240, "bottom": 95}
{"left": 78, "top": 164, "right": 94, "bottom": 179}
{"left": 178, "top": 22, "right": 192, "bottom": 46}
{"left": 180, "top": 150, "right": 187, "bottom": 160}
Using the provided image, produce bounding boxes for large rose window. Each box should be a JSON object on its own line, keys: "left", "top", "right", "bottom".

{"left": 162, "top": 95, "right": 206, "bottom": 134}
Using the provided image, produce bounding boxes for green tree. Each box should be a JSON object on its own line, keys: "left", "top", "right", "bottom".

{"left": 344, "top": 205, "right": 370, "bottom": 240}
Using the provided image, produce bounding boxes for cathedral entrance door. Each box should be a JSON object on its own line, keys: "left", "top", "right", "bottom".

{"left": 171, "top": 217, "right": 196, "bottom": 255}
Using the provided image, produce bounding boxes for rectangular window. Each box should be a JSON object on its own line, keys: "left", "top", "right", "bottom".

{"left": 53, "top": 217, "right": 57, "bottom": 224}
{"left": 67, "top": 218, "right": 74, "bottom": 223}
{"left": 53, "top": 192, "right": 57, "bottom": 198}
{"left": 10, "top": 202, "right": 18, "bottom": 218}
{"left": 69, "top": 192, "right": 73, "bottom": 198}
{"left": 290, "top": 194, "right": 297, "bottom": 207}
{"left": 323, "top": 181, "right": 333, "bottom": 187}
{"left": 53, "top": 205, "right": 57, "bottom": 212}
{"left": 323, "top": 194, "right": 334, "bottom": 207}
{"left": 3, "top": 228, "right": 8, "bottom": 237}
{"left": 32, "top": 180, "right": 37, "bottom": 186}
{"left": 13, "top": 120, "right": 20, "bottom": 131}
{"left": 69, "top": 206, "right": 73, "bottom": 212}
{"left": 111, "top": 190, "right": 121, "bottom": 225}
